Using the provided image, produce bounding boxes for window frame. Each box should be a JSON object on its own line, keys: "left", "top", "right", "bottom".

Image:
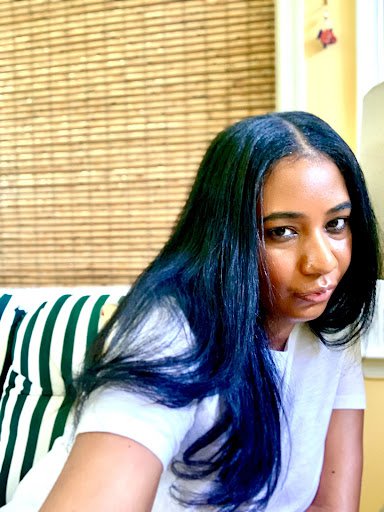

{"left": 356, "top": 0, "right": 384, "bottom": 151}
{"left": 274, "top": 0, "right": 306, "bottom": 111}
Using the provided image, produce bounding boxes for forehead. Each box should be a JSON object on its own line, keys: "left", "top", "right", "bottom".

{"left": 261, "top": 156, "right": 350, "bottom": 212}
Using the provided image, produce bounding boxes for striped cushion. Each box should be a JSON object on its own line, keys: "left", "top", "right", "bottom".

{"left": 0, "top": 292, "right": 123, "bottom": 505}
{"left": 0, "top": 295, "right": 25, "bottom": 394}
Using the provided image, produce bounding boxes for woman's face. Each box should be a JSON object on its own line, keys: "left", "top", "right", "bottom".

{"left": 259, "top": 155, "right": 352, "bottom": 345}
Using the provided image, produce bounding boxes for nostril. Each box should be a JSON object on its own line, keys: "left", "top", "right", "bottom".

{"left": 301, "top": 246, "right": 338, "bottom": 275}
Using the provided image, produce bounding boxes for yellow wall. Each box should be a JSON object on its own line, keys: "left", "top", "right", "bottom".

{"left": 304, "top": 3, "right": 384, "bottom": 510}
{"left": 361, "top": 379, "right": 384, "bottom": 512}
{"left": 304, "top": 0, "right": 356, "bottom": 150}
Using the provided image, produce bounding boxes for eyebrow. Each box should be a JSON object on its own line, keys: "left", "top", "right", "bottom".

{"left": 263, "top": 201, "right": 352, "bottom": 222}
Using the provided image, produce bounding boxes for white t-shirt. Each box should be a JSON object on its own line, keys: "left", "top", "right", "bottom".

{"left": 0, "top": 322, "right": 365, "bottom": 512}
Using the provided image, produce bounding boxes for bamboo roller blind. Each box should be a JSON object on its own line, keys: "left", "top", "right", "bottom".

{"left": 0, "top": 0, "right": 275, "bottom": 286}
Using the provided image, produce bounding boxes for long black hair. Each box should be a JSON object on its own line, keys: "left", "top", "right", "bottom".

{"left": 76, "top": 112, "right": 381, "bottom": 510}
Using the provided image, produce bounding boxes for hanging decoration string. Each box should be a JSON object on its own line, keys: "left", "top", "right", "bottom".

{"left": 317, "top": 0, "right": 337, "bottom": 48}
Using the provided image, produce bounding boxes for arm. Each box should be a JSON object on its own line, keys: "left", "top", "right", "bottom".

{"left": 306, "top": 408, "right": 364, "bottom": 512}
{"left": 40, "top": 432, "right": 163, "bottom": 512}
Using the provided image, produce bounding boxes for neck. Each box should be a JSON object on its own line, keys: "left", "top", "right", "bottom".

{"left": 269, "top": 336, "right": 288, "bottom": 351}
{"left": 266, "top": 319, "right": 295, "bottom": 351}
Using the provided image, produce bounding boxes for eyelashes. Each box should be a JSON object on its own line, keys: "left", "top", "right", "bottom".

{"left": 325, "top": 217, "right": 349, "bottom": 233}
{"left": 265, "top": 217, "right": 351, "bottom": 242}
{"left": 266, "top": 227, "right": 296, "bottom": 241}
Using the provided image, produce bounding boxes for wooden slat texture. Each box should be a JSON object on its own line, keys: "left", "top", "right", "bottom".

{"left": 0, "top": 0, "right": 275, "bottom": 286}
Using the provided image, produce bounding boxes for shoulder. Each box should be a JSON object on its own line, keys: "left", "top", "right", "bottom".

{"left": 105, "top": 297, "right": 195, "bottom": 361}
{"left": 288, "top": 323, "right": 362, "bottom": 389}
{"left": 290, "top": 323, "right": 345, "bottom": 362}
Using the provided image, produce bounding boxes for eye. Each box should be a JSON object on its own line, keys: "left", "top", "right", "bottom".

{"left": 265, "top": 226, "right": 297, "bottom": 241}
{"left": 326, "top": 217, "right": 350, "bottom": 233}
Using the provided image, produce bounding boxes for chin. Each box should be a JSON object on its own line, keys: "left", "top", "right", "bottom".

{"left": 292, "top": 305, "right": 329, "bottom": 323}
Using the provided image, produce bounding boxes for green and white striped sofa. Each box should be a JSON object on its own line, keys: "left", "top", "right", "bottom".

{"left": 1, "top": 283, "right": 383, "bottom": 507}
{"left": 0, "top": 286, "right": 128, "bottom": 506}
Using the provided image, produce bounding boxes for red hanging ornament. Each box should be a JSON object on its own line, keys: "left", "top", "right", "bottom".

{"left": 317, "top": 27, "right": 337, "bottom": 48}
{"left": 317, "top": 1, "right": 337, "bottom": 48}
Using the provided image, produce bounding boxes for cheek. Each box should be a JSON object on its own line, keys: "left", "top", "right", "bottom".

{"left": 334, "top": 237, "right": 352, "bottom": 275}
{"left": 263, "top": 249, "right": 295, "bottom": 291}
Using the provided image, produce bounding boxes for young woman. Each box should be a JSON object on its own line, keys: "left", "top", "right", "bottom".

{"left": 3, "top": 112, "right": 381, "bottom": 511}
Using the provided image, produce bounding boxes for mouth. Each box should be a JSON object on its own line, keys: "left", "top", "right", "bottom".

{"left": 294, "top": 286, "right": 336, "bottom": 304}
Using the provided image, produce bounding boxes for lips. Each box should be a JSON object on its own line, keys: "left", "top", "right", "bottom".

{"left": 294, "top": 286, "right": 336, "bottom": 304}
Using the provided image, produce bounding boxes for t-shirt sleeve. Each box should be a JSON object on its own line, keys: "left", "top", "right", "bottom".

{"left": 74, "top": 302, "right": 199, "bottom": 469}
{"left": 75, "top": 387, "right": 197, "bottom": 469}
{"left": 333, "top": 341, "right": 366, "bottom": 409}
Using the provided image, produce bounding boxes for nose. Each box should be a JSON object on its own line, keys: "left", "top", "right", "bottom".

{"left": 300, "top": 232, "right": 338, "bottom": 276}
